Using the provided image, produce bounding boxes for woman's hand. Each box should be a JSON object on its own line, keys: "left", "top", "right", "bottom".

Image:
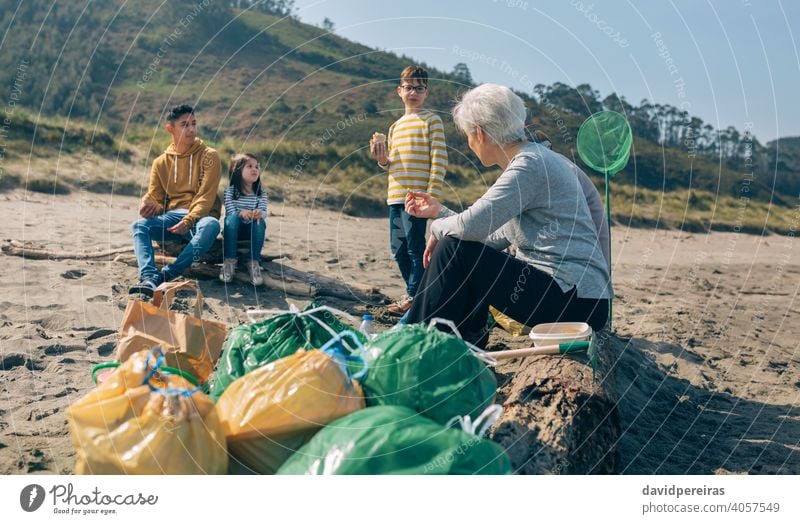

{"left": 405, "top": 191, "right": 442, "bottom": 218}
{"left": 423, "top": 235, "right": 438, "bottom": 269}
{"left": 251, "top": 210, "right": 263, "bottom": 222}
{"left": 239, "top": 210, "right": 253, "bottom": 221}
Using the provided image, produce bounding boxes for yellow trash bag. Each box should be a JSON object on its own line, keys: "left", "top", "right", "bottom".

{"left": 67, "top": 349, "right": 228, "bottom": 474}
{"left": 216, "top": 332, "right": 366, "bottom": 474}
{"left": 489, "top": 305, "right": 531, "bottom": 337}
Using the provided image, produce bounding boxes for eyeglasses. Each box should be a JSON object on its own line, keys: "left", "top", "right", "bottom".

{"left": 399, "top": 85, "right": 428, "bottom": 94}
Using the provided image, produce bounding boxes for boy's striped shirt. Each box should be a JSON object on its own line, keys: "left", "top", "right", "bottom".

{"left": 384, "top": 110, "right": 448, "bottom": 204}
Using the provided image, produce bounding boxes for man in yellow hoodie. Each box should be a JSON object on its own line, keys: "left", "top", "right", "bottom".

{"left": 129, "top": 104, "right": 222, "bottom": 295}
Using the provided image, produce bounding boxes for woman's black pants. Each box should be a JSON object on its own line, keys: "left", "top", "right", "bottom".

{"left": 405, "top": 236, "right": 609, "bottom": 347}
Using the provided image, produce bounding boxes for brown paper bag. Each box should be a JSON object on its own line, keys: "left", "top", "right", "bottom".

{"left": 116, "top": 281, "right": 227, "bottom": 383}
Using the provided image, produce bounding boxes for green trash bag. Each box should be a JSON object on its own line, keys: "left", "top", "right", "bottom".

{"left": 277, "top": 405, "right": 512, "bottom": 474}
{"left": 209, "top": 305, "right": 364, "bottom": 401}
{"left": 359, "top": 319, "right": 497, "bottom": 425}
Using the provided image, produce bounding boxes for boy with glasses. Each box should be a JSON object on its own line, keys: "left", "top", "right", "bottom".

{"left": 371, "top": 65, "right": 448, "bottom": 316}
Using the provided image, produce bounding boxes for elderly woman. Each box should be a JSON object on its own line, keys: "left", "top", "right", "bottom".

{"left": 404, "top": 84, "right": 611, "bottom": 347}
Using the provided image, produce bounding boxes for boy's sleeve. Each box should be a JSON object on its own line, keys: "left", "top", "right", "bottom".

{"left": 183, "top": 149, "right": 222, "bottom": 227}
{"left": 223, "top": 186, "right": 235, "bottom": 218}
{"left": 427, "top": 114, "right": 447, "bottom": 198}
{"left": 143, "top": 158, "right": 167, "bottom": 211}
{"left": 379, "top": 123, "right": 395, "bottom": 172}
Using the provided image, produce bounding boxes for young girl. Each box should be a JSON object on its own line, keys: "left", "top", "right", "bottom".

{"left": 220, "top": 153, "right": 267, "bottom": 285}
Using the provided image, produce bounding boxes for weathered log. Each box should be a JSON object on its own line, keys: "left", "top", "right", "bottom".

{"left": 155, "top": 239, "right": 288, "bottom": 263}
{"left": 113, "top": 253, "right": 388, "bottom": 304}
{"left": 489, "top": 331, "right": 621, "bottom": 474}
{"left": 2, "top": 239, "right": 133, "bottom": 260}
{"left": 114, "top": 253, "right": 312, "bottom": 296}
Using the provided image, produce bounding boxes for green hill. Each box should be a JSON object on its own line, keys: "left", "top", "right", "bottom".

{"left": 0, "top": 0, "right": 797, "bottom": 233}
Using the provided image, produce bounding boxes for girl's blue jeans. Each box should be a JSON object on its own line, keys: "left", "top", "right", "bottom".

{"left": 223, "top": 213, "right": 266, "bottom": 262}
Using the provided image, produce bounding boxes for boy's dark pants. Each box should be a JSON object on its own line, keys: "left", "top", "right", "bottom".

{"left": 389, "top": 204, "right": 427, "bottom": 297}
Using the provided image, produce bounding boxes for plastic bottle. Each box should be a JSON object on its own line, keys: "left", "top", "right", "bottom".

{"left": 359, "top": 314, "right": 376, "bottom": 340}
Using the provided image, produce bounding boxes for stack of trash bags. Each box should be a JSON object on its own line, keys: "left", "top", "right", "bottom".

{"left": 67, "top": 301, "right": 512, "bottom": 474}
{"left": 65, "top": 303, "right": 361, "bottom": 474}
{"left": 212, "top": 312, "right": 511, "bottom": 475}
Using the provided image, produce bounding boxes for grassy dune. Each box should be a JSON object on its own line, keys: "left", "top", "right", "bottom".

{"left": 2, "top": 110, "right": 796, "bottom": 235}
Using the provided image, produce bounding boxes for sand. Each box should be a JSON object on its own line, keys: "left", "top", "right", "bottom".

{"left": 1, "top": 189, "right": 798, "bottom": 474}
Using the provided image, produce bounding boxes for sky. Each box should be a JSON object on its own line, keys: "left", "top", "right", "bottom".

{"left": 293, "top": 0, "right": 800, "bottom": 144}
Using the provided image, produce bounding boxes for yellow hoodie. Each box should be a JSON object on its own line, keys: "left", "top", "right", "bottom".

{"left": 143, "top": 139, "right": 222, "bottom": 227}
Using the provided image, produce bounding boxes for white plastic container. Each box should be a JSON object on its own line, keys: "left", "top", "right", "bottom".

{"left": 529, "top": 322, "right": 592, "bottom": 347}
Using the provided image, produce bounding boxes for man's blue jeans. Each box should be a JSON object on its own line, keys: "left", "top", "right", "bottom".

{"left": 389, "top": 204, "right": 427, "bottom": 297}
{"left": 223, "top": 213, "right": 266, "bottom": 262}
{"left": 131, "top": 209, "right": 220, "bottom": 281}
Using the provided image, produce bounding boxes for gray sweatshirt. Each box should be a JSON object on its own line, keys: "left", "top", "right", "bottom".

{"left": 431, "top": 142, "right": 612, "bottom": 299}
{"left": 573, "top": 161, "right": 611, "bottom": 268}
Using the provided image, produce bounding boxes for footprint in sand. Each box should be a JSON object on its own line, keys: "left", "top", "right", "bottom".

{"left": 52, "top": 387, "right": 78, "bottom": 398}
{"left": 86, "top": 295, "right": 109, "bottom": 303}
{"left": 19, "top": 449, "right": 49, "bottom": 473}
{"left": 40, "top": 343, "right": 86, "bottom": 356}
{"left": 60, "top": 269, "right": 87, "bottom": 280}
{"left": 86, "top": 328, "right": 115, "bottom": 340}
{"left": 0, "top": 353, "right": 44, "bottom": 371}
{"left": 27, "top": 407, "right": 59, "bottom": 422}
{"left": 96, "top": 341, "right": 115, "bottom": 357}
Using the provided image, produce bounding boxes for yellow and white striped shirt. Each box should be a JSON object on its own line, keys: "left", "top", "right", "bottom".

{"left": 384, "top": 110, "right": 448, "bottom": 204}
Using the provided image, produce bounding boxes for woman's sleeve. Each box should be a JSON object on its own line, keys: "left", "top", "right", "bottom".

{"left": 258, "top": 192, "right": 268, "bottom": 215}
{"left": 484, "top": 226, "right": 512, "bottom": 251}
{"left": 430, "top": 156, "right": 538, "bottom": 242}
{"left": 575, "top": 167, "right": 610, "bottom": 267}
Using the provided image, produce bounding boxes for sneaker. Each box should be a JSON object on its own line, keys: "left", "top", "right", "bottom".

{"left": 128, "top": 274, "right": 162, "bottom": 297}
{"left": 247, "top": 261, "right": 264, "bottom": 286}
{"left": 386, "top": 294, "right": 413, "bottom": 316}
{"left": 220, "top": 259, "right": 237, "bottom": 283}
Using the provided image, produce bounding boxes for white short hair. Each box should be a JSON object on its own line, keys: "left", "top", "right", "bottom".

{"left": 452, "top": 84, "right": 527, "bottom": 145}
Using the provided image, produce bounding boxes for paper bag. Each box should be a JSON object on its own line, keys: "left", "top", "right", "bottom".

{"left": 116, "top": 281, "right": 226, "bottom": 383}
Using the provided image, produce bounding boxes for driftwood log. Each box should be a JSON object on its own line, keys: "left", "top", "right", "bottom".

{"left": 2, "top": 238, "right": 387, "bottom": 303}
{"left": 1, "top": 239, "right": 285, "bottom": 263}
{"left": 489, "top": 331, "right": 622, "bottom": 474}
{"left": 1, "top": 239, "right": 133, "bottom": 260}
{"left": 113, "top": 253, "right": 388, "bottom": 304}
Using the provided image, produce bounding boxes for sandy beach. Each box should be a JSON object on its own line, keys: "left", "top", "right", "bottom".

{"left": 1, "top": 188, "right": 798, "bottom": 474}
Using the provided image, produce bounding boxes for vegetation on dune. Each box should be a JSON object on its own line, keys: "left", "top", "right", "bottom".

{"left": 1, "top": 0, "right": 798, "bottom": 235}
